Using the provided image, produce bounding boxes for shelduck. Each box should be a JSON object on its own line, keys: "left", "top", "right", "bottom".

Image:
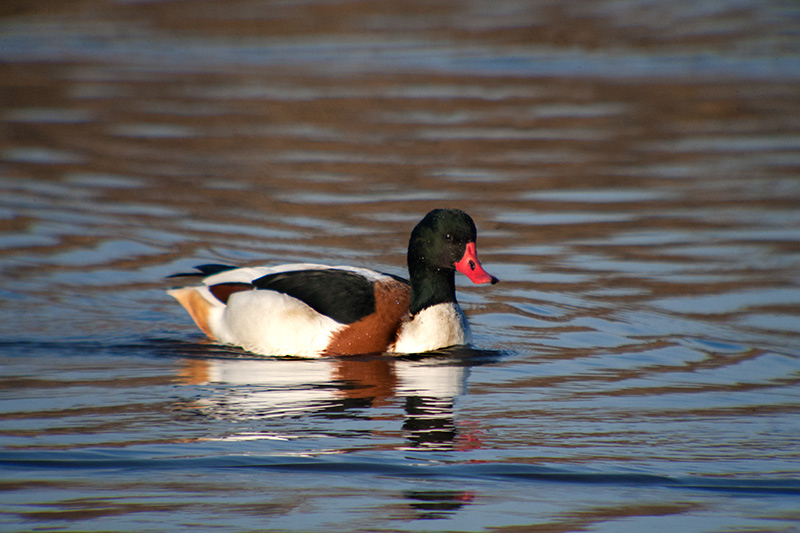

{"left": 168, "top": 208, "right": 498, "bottom": 357}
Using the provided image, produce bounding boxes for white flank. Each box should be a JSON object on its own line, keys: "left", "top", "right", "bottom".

{"left": 209, "top": 288, "right": 343, "bottom": 357}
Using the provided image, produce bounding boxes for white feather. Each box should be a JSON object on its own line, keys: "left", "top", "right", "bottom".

{"left": 391, "top": 303, "right": 471, "bottom": 354}
{"left": 210, "top": 289, "right": 344, "bottom": 357}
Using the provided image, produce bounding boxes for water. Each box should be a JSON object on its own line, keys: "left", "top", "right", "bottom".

{"left": 2, "top": 1, "right": 800, "bottom": 531}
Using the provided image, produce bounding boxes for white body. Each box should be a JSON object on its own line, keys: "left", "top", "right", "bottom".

{"left": 169, "top": 264, "right": 471, "bottom": 357}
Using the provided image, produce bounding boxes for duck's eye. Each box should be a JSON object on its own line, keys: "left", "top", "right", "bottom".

{"left": 445, "top": 233, "right": 452, "bottom": 241}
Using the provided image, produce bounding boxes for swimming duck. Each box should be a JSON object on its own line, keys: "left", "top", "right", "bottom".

{"left": 168, "top": 208, "right": 497, "bottom": 357}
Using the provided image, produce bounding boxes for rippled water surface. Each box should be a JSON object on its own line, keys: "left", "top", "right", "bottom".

{"left": 2, "top": 1, "right": 800, "bottom": 531}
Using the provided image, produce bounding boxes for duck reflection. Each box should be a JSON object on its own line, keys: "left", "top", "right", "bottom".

{"left": 176, "top": 348, "right": 495, "bottom": 450}
{"left": 396, "top": 358, "right": 465, "bottom": 449}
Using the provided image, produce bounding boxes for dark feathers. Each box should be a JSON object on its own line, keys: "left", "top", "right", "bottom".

{"left": 253, "top": 269, "right": 376, "bottom": 325}
{"left": 167, "top": 264, "right": 237, "bottom": 279}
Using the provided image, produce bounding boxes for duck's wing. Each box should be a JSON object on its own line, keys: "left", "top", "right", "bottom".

{"left": 252, "top": 269, "right": 378, "bottom": 325}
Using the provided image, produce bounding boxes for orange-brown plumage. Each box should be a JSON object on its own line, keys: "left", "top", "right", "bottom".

{"left": 325, "top": 279, "right": 411, "bottom": 355}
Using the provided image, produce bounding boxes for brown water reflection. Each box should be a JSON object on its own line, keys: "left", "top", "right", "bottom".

{"left": 2, "top": 0, "right": 800, "bottom": 531}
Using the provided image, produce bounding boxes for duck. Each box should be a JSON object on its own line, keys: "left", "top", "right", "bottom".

{"left": 167, "top": 208, "right": 498, "bottom": 357}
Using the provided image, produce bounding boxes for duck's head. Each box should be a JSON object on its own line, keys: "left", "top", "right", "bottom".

{"left": 408, "top": 209, "right": 498, "bottom": 285}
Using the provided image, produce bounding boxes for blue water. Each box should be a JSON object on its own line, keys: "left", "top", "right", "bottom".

{"left": 2, "top": 0, "right": 800, "bottom": 531}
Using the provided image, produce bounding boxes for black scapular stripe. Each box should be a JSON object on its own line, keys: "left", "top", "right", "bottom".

{"left": 252, "top": 269, "right": 376, "bottom": 325}
{"left": 167, "top": 264, "right": 237, "bottom": 279}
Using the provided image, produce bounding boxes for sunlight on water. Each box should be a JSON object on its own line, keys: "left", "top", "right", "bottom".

{"left": 1, "top": 0, "right": 800, "bottom": 531}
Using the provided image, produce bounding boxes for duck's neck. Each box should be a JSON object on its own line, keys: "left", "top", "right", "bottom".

{"left": 408, "top": 264, "right": 457, "bottom": 316}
